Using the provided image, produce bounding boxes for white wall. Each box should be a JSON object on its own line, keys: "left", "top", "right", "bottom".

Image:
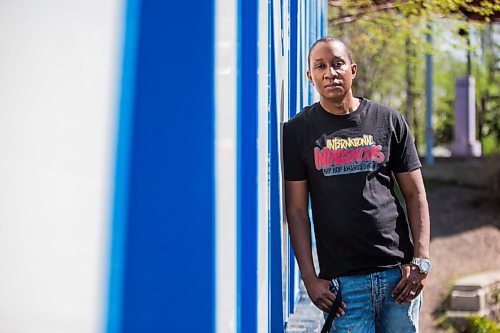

{"left": 215, "top": 0, "right": 238, "bottom": 332}
{"left": 257, "top": 0, "right": 269, "bottom": 331}
{"left": 0, "top": 1, "right": 122, "bottom": 332}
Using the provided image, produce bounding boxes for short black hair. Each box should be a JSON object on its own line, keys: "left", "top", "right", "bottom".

{"left": 308, "top": 36, "right": 353, "bottom": 69}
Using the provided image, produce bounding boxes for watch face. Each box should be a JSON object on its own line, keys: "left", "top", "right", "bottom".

{"left": 420, "top": 260, "right": 431, "bottom": 272}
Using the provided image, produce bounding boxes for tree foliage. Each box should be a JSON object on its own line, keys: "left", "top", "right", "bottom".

{"left": 328, "top": 0, "right": 500, "bottom": 154}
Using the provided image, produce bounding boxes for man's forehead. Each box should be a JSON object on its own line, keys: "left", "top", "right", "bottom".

{"left": 311, "top": 41, "right": 349, "bottom": 60}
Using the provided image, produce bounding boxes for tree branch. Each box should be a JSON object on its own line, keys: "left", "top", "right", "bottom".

{"left": 328, "top": 1, "right": 405, "bottom": 26}
{"left": 328, "top": 0, "right": 500, "bottom": 25}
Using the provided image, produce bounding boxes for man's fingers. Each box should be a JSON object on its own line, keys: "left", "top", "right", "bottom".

{"left": 315, "top": 300, "right": 328, "bottom": 312}
{"left": 325, "top": 290, "right": 336, "bottom": 303}
{"left": 391, "top": 266, "right": 427, "bottom": 303}
{"left": 318, "top": 304, "right": 346, "bottom": 317}
{"left": 395, "top": 283, "right": 413, "bottom": 303}
{"left": 391, "top": 278, "right": 406, "bottom": 297}
{"left": 416, "top": 285, "right": 423, "bottom": 295}
{"left": 318, "top": 295, "right": 333, "bottom": 309}
{"left": 322, "top": 300, "right": 335, "bottom": 312}
{"left": 316, "top": 295, "right": 347, "bottom": 315}
{"left": 407, "top": 285, "right": 424, "bottom": 302}
{"left": 397, "top": 281, "right": 425, "bottom": 304}
{"left": 321, "top": 303, "right": 330, "bottom": 312}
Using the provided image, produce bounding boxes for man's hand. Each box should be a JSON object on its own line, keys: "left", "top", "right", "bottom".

{"left": 391, "top": 264, "right": 427, "bottom": 304}
{"left": 304, "top": 276, "right": 347, "bottom": 316}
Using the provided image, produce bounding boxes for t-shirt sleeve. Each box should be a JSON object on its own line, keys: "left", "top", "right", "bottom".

{"left": 283, "top": 121, "right": 307, "bottom": 181}
{"left": 389, "top": 112, "right": 422, "bottom": 173}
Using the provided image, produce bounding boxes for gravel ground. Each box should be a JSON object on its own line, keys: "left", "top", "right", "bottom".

{"left": 421, "top": 184, "right": 500, "bottom": 333}
{"left": 286, "top": 184, "right": 500, "bottom": 333}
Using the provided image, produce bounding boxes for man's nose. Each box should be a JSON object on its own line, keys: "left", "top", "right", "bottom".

{"left": 324, "top": 66, "right": 337, "bottom": 78}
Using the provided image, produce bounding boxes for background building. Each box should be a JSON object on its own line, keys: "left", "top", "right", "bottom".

{"left": 0, "top": 0, "right": 328, "bottom": 332}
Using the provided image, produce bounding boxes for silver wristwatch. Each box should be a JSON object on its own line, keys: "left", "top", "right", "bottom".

{"left": 411, "top": 257, "right": 432, "bottom": 274}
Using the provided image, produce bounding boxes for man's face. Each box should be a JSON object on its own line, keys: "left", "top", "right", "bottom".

{"left": 307, "top": 41, "right": 357, "bottom": 102}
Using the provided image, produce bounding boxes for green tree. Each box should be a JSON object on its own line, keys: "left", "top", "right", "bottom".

{"left": 327, "top": 0, "right": 500, "bottom": 154}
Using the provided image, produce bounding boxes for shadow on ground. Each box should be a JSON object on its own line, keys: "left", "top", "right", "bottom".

{"left": 426, "top": 181, "right": 500, "bottom": 239}
{"left": 419, "top": 164, "right": 500, "bottom": 333}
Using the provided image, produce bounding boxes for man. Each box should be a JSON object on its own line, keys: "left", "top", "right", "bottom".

{"left": 283, "top": 36, "right": 431, "bottom": 332}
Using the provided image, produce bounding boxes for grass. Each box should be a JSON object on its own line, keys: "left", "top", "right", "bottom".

{"left": 423, "top": 178, "right": 459, "bottom": 193}
{"left": 465, "top": 316, "right": 500, "bottom": 333}
{"left": 393, "top": 177, "right": 454, "bottom": 206}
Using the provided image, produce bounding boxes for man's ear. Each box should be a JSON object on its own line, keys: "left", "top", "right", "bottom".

{"left": 351, "top": 63, "right": 357, "bottom": 79}
{"left": 306, "top": 70, "right": 313, "bottom": 85}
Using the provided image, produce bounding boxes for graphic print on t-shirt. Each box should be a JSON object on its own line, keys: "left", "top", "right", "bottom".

{"left": 314, "top": 134, "right": 385, "bottom": 176}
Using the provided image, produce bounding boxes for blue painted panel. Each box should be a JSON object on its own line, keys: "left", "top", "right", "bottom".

{"left": 307, "top": 0, "right": 313, "bottom": 105}
{"left": 269, "top": 3, "right": 284, "bottom": 331}
{"left": 288, "top": 241, "right": 296, "bottom": 315}
{"left": 288, "top": 0, "right": 299, "bottom": 316}
{"left": 299, "top": 0, "right": 305, "bottom": 113}
{"left": 238, "top": 0, "right": 259, "bottom": 332}
{"left": 425, "top": 26, "right": 434, "bottom": 165}
{"left": 280, "top": 0, "right": 285, "bottom": 57}
{"left": 106, "top": 0, "right": 141, "bottom": 331}
{"left": 289, "top": 0, "right": 298, "bottom": 119}
{"left": 116, "top": 0, "right": 216, "bottom": 332}
{"left": 322, "top": 0, "right": 328, "bottom": 36}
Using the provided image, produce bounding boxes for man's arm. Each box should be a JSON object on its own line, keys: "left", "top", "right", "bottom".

{"left": 285, "top": 180, "right": 345, "bottom": 314}
{"left": 391, "top": 168, "right": 431, "bottom": 303}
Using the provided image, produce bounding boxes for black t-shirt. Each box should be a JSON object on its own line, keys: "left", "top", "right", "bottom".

{"left": 283, "top": 98, "right": 422, "bottom": 280}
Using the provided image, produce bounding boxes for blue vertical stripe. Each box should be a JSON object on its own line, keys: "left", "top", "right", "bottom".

{"left": 108, "top": 0, "right": 216, "bottom": 332}
{"left": 325, "top": 0, "right": 328, "bottom": 34}
{"left": 322, "top": 0, "right": 325, "bottom": 34}
{"left": 307, "top": 0, "right": 313, "bottom": 105}
{"left": 269, "top": 3, "right": 284, "bottom": 331}
{"left": 289, "top": 0, "right": 298, "bottom": 119}
{"left": 299, "top": 0, "right": 305, "bottom": 113}
{"left": 288, "top": 0, "right": 299, "bottom": 316}
{"left": 106, "top": 0, "right": 141, "bottom": 331}
{"left": 425, "top": 24, "right": 434, "bottom": 165}
{"left": 237, "top": 0, "right": 258, "bottom": 332}
{"left": 280, "top": 0, "right": 285, "bottom": 57}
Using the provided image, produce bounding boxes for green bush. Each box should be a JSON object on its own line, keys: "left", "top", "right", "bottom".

{"left": 465, "top": 316, "right": 500, "bottom": 333}
{"left": 482, "top": 135, "right": 500, "bottom": 156}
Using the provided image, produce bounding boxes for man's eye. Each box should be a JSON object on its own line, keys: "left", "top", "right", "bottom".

{"left": 334, "top": 62, "right": 344, "bottom": 69}
{"left": 316, "top": 64, "right": 325, "bottom": 69}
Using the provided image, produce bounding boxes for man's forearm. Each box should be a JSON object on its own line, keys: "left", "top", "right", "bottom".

{"left": 406, "top": 192, "right": 430, "bottom": 259}
{"left": 287, "top": 210, "right": 317, "bottom": 283}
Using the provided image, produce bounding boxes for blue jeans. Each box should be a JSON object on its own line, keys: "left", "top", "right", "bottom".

{"left": 325, "top": 267, "right": 422, "bottom": 333}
